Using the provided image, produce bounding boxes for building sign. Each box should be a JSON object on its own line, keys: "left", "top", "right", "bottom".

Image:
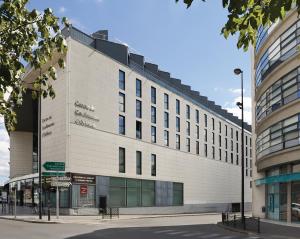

{"left": 50, "top": 176, "right": 72, "bottom": 188}
{"left": 72, "top": 174, "right": 96, "bottom": 184}
{"left": 42, "top": 116, "right": 55, "bottom": 137}
{"left": 80, "top": 185, "right": 88, "bottom": 195}
{"left": 74, "top": 101, "right": 99, "bottom": 129}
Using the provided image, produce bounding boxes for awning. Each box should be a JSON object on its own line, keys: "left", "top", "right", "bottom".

{"left": 255, "top": 172, "right": 300, "bottom": 186}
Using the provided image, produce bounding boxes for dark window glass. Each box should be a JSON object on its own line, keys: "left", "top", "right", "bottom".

{"left": 196, "top": 141, "right": 199, "bottom": 155}
{"left": 204, "top": 129, "right": 207, "bottom": 142}
{"left": 136, "top": 151, "right": 142, "bottom": 175}
{"left": 212, "top": 118, "right": 215, "bottom": 130}
{"left": 186, "top": 121, "right": 190, "bottom": 136}
{"left": 164, "top": 93, "right": 169, "bottom": 110}
{"left": 136, "top": 79, "right": 142, "bottom": 97}
{"left": 231, "top": 153, "right": 233, "bottom": 164}
{"left": 204, "top": 114, "right": 207, "bottom": 127}
{"left": 136, "top": 121, "right": 142, "bottom": 139}
{"left": 196, "top": 110, "right": 199, "bottom": 124}
{"left": 164, "top": 112, "right": 169, "bottom": 128}
{"left": 225, "top": 138, "right": 228, "bottom": 149}
{"left": 219, "top": 149, "right": 222, "bottom": 160}
{"left": 236, "top": 155, "right": 239, "bottom": 165}
{"left": 151, "top": 87, "right": 156, "bottom": 104}
{"left": 212, "top": 132, "right": 215, "bottom": 144}
{"left": 212, "top": 146, "right": 215, "bottom": 159}
{"left": 119, "top": 115, "right": 125, "bottom": 135}
{"left": 119, "top": 70, "right": 125, "bottom": 90}
{"left": 151, "top": 126, "right": 156, "bottom": 143}
{"left": 219, "top": 135, "right": 221, "bottom": 147}
{"left": 196, "top": 125, "right": 199, "bottom": 139}
{"left": 176, "top": 117, "right": 180, "bottom": 132}
{"left": 164, "top": 130, "right": 169, "bottom": 146}
{"left": 186, "top": 138, "right": 190, "bottom": 152}
{"left": 225, "top": 151, "right": 228, "bottom": 162}
{"left": 176, "top": 134, "right": 180, "bottom": 150}
{"left": 236, "top": 131, "right": 239, "bottom": 141}
{"left": 204, "top": 144, "right": 207, "bottom": 157}
{"left": 225, "top": 125, "right": 228, "bottom": 136}
{"left": 176, "top": 99, "right": 180, "bottom": 115}
{"left": 119, "top": 147, "right": 125, "bottom": 173}
{"left": 219, "top": 122, "right": 221, "bottom": 133}
{"left": 236, "top": 143, "right": 239, "bottom": 153}
{"left": 186, "top": 105, "right": 190, "bottom": 119}
{"left": 119, "top": 93, "right": 125, "bottom": 112}
{"left": 151, "top": 106, "right": 156, "bottom": 124}
{"left": 151, "top": 154, "right": 156, "bottom": 176}
{"left": 231, "top": 128, "right": 233, "bottom": 138}
{"left": 136, "top": 100, "right": 142, "bottom": 118}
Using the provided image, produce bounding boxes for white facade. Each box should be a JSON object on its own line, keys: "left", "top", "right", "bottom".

{"left": 9, "top": 27, "right": 252, "bottom": 214}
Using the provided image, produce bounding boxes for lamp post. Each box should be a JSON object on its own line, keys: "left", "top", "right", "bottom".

{"left": 234, "top": 68, "right": 245, "bottom": 226}
{"left": 38, "top": 93, "right": 42, "bottom": 220}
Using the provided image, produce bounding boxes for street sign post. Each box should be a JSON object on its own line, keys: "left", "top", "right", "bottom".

{"left": 43, "top": 162, "right": 65, "bottom": 171}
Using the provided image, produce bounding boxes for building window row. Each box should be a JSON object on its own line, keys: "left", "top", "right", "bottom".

{"left": 255, "top": 19, "right": 300, "bottom": 86}
{"left": 256, "top": 113, "right": 300, "bottom": 159}
{"left": 256, "top": 66, "right": 300, "bottom": 122}
{"left": 119, "top": 147, "right": 156, "bottom": 176}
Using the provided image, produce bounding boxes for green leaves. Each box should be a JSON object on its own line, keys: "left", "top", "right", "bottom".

{"left": 176, "top": 0, "right": 300, "bottom": 51}
{"left": 0, "top": 0, "right": 68, "bottom": 131}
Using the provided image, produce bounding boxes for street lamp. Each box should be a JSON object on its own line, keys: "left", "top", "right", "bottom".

{"left": 234, "top": 68, "right": 245, "bottom": 226}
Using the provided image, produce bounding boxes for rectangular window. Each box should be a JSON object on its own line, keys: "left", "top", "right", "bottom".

{"left": 176, "top": 134, "right": 180, "bottom": 150}
{"left": 176, "top": 117, "right": 180, "bottom": 132}
{"left": 236, "top": 131, "right": 239, "bottom": 141}
{"left": 164, "top": 93, "right": 169, "bottom": 110}
{"left": 119, "top": 115, "right": 125, "bottom": 135}
{"left": 119, "top": 92, "right": 125, "bottom": 112}
{"left": 151, "top": 106, "right": 156, "bottom": 124}
{"left": 164, "top": 130, "right": 169, "bottom": 146}
{"left": 212, "top": 146, "right": 215, "bottom": 159}
{"left": 151, "top": 86, "right": 156, "bottom": 104}
{"left": 236, "top": 143, "right": 239, "bottom": 153}
{"left": 186, "top": 138, "right": 190, "bottom": 152}
{"left": 219, "top": 135, "right": 221, "bottom": 147}
{"left": 186, "top": 121, "right": 190, "bottom": 136}
{"left": 186, "top": 105, "right": 190, "bottom": 119}
{"left": 204, "top": 129, "right": 207, "bottom": 142}
{"left": 119, "top": 147, "right": 125, "bottom": 173}
{"left": 219, "top": 148, "right": 222, "bottom": 160}
{"left": 196, "top": 141, "right": 199, "bottom": 155}
{"left": 231, "top": 153, "right": 233, "bottom": 164}
{"left": 231, "top": 128, "right": 233, "bottom": 138}
{"left": 196, "top": 125, "right": 199, "bottom": 139}
{"left": 204, "top": 114, "right": 207, "bottom": 127}
{"left": 236, "top": 155, "right": 239, "bottom": 165}
{"left": 176, "top": 99, "right": 180, "bottom": 115}
{"left": 119, "top": 70, "right": 125, "bottom": 90}
{"left": 225, "top": 138, "right": 228, "bottom": 149}
{"left": 219, "top": 122, "right": 221, "bottom": 133}
{"left": 196, "top": 109, "right": 199, "bottom": 124}
{"left": 164, "top": 112, "right": 169, "bottom": 128}
{"left": 212, "top": 118, "right": 215, "bottom": 130}
{"left": 245, "top": 135, "right": 248, "bottom": 145}
{"left": 151, "top": 154, "right": 156, "bottom": 176}
{"left": 136, "top": 100, "right": 142, "bottom": 118}
{"left": 204, "top": 144, "right": 207, "bottom": 157}
{"left": 212, "top": 132, "right": 215, "bottom": 144}
{"left": 151, "top": 126, "right": 156, "bottom": 143}
{"left": 136, "top": 121, "right": 142, "bottom": 139}
{"left": 225, "top": 151, "right": 228, "bottom": 162}
{"left": 225, "top": 125, "right": 228, "bottom": 136}
{"left": 136, "top": 151, "right": 142, "bottom": 175}
{"left": 136, "top": 79, "right": 142, "bottom": 97}
{"left": 231, "top": 140, "right": 233, "bottom": 151}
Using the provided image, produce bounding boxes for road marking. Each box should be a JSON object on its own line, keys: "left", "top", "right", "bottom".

{"left": 153, "top": 229, "right": 174, "bottom": 234}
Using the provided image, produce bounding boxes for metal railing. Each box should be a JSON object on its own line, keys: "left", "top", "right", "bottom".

{"left": 101, "top": 207, "right": 119, "bottom": 219}
{"left": 222, "top": 212, "right": 260, "bottom": 233}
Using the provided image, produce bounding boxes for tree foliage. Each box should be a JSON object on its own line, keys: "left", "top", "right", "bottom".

{"left": 176, "top": 0, "right": 300, "bottom": 50}
{"left": 0, "top": 0, "right": 69, "bottom": 131}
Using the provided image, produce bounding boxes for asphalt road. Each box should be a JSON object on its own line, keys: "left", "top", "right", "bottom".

{"left": 0, "top": 218, "right": 260, "bottom": 239}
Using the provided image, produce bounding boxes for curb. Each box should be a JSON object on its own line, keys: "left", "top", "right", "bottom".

{"left": 0, "top": 216, "right": 60, "bottom": 224}
{"left": 217, "top": 222, "right": 260, "bottom": 237}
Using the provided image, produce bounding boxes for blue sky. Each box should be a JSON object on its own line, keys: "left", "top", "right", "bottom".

{"left": 0, "top": 0, "right": 253, "bottom": 185}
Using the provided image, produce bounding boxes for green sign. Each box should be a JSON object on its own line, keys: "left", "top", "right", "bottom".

{"left": 42, "top": 172, "right": 65, "bottom": 177}
{"left": 43, "top": 161, "right": 65, "bottom": 171}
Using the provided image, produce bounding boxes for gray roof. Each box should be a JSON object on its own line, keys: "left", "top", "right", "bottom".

{"left": 62, "top": 26, "right": 251, "bottom": 132}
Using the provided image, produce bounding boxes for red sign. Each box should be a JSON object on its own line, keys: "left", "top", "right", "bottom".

{"left": 80, "top": 185, "right": 88, "bottom": 195}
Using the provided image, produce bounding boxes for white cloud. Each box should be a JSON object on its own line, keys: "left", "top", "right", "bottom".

{"left": 0, "top": 119, "right": 9, "bottom": 185}
{"left": 228, "top": 88, "right": 245, "bottom": 95}
{"left": 69, "top": 18, "right": 87, "bottom": 31}
{"left": 224, "top": 96, "right": 252, "bottom": 125}
{"left": 59, "top": 6, "right": 66, "bottom": 14}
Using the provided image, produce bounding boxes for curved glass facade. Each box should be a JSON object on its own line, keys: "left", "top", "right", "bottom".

{"left": 256, "top": 114, "right": 300, "bottom": 159}
{"left": 255, "top": 20, "right": 300, "bottom": 87}
{"left": 256, "top": 67, "right": 300, "bottom": 121}
{"left": 255, "top": 22, "right": 279, "bottom": 53}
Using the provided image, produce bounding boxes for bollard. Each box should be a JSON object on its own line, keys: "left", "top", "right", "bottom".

{"left": 47, "top": 199, "right": 51, "bottom": 221}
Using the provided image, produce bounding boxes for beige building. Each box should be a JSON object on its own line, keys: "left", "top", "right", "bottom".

{"left": 8, "top": 27, "right": 252, "bottom": 215}
{"left": 252, "top": 9, "right": 300, "bottom": 222}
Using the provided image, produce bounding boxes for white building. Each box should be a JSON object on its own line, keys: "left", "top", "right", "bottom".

{"left": 7, "top": 27, "right": 252, "bottom": 215}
